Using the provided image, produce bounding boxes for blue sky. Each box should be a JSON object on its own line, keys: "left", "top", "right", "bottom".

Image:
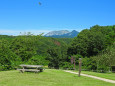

{"left": 0, "top": 0, "right": 115, "bottom": 35}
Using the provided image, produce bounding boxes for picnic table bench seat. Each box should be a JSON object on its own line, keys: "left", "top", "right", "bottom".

{"left": 17, "top": 69, "right": 40, "bottom": 73}
{"left": 17, "top": 65, "right": 43, "bottom": 73}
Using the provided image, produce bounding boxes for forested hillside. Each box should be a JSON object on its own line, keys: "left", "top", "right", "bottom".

{"left": 0, "top": 25, "right": 115, "bottom": 72}
{"left": 0, "top": 34, "right": 71, "bottom": 70}
{"left": 68, "top": 25, "right": 115, "bottom": 72}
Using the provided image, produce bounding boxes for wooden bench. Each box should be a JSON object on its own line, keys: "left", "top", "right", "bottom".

{"left": 17, "top": 65, "right": 43, "bottom": 73}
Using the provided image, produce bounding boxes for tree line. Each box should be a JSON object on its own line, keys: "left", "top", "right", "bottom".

{"left": 0, "top": 25, "right": 115, "bottom": 72}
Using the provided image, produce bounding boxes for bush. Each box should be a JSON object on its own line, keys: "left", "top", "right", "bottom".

{"left": 0, "top": 40, "right": 21, "bottom": 70}
{"left": 91, "top": 42, "right": 115, "bottom": 72}
{"left": 59, "top": 62, "right": 74, "bottom": 70}
{"left": 27, "top": 55, "right": 49, "bottom": 66}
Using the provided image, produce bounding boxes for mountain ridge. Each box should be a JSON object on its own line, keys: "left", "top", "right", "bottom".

{"left": 45, "top": 30, "right": 79, "bottom": 38}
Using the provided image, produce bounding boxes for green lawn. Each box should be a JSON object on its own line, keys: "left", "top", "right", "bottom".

{"left": 81, "top": 71, "right": 115, "bottom": 80}
{"left": 0, "top": 69, "right": 115, "bottom": 86}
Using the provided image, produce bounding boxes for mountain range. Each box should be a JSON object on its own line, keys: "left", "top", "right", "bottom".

{"left": 44, "top": 30, "right": 79, "bottom": 38}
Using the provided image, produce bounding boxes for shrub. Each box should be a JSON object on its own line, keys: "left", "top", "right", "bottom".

{"left": 27, "top": 55, "right": 49, "bottom": 66}
{"left": 59, "top": 62, "right": 74, "bottom": 70}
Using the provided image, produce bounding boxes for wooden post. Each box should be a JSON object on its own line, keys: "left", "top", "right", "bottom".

{"left": 78, "top": 58, "right": 82, "bottom": 77}
{"left": 73, "top": 57, "right": 75, "bottom": 70}
{"left": 71, "top": 56, "right": 73, "bottom": 64}
{"left": 71, "top": 56, "right": 76, "bottom": 70}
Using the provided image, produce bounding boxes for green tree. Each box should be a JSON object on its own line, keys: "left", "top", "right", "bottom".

{"left": 68, "top": 25, "right": 115, "bottom": 57}
{"left": 0, "top": 39, "right": 20, "bottom": 70}
{"left": 10, "top": 35, "right": 41, "bottom": 61}
{"left": 27, "top": 55, "right": 49, "bottom": 66}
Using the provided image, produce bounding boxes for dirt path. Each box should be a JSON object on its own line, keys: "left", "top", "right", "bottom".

{"left": 64, "top": 70, "right": 115, "bottom": 84}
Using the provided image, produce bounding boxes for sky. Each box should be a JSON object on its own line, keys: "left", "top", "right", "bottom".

{"left": 0, "top": 0, "right": 115, "bottom": 35}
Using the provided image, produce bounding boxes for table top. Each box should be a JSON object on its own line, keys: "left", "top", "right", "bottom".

{"left": 19, "top": 64, "right": 43, "bottom": 68}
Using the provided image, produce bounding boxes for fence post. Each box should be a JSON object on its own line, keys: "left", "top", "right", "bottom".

{"left": 78, "top": 58, "right": 82, "bottom": 77}
{"left": 73, "top": 57, "right": 75, "bottom": 70}
{"left": 71, "top": 56, "right": 76, "bottom": 70}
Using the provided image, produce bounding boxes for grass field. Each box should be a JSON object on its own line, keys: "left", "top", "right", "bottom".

{"left": 81, "top": 71, "right": 115, "bottom": 80}
{"left": 0, "top": 69, "right": 115, "bottom": 86}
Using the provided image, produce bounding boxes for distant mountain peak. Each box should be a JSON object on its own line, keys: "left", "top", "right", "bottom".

{"left": 71, "top": 30, "right": 77, "bottom": 32}
{"left": 45, "top": 30, "right": 70, "bottom": 36}
{"left": 45, "top": 30, "right": 79, "bottom": 38}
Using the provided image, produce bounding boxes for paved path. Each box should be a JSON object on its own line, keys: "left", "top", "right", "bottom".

{"left": 64, "top": 70, "right": 115, "bottom": 84}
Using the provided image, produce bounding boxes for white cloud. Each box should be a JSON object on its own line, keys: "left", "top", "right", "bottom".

{"left": 0, "top": 29, "right": 52, "bottom": 36}
{"left": 0, "top": 28, "right": 83, "bottom": 36}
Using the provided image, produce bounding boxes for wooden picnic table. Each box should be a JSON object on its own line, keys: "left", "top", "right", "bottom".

{"left": 17, "top": 64, "right": 43, "bottom": 73}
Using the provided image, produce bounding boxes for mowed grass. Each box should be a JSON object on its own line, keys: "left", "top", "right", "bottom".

{"left": 0, "top": 69, "right": 115, "bottom": 86}
{"left": 81, "top": 71, "right": 115, "bottom": 80}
